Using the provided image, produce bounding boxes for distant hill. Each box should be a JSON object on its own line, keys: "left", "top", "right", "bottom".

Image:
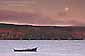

{"left": 0, "top": 23, "right": 84, "bottom": 40}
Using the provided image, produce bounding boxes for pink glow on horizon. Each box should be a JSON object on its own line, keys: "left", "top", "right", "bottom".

{"left": 0, "top": 21, "right": 74, "bottom": 26}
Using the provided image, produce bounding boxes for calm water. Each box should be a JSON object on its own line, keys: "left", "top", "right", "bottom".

{"left": 0, "top": 40, "right": 84, "bottom": 56}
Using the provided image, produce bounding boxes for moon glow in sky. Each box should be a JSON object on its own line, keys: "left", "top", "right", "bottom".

{"left": 0, "top": 0, "right": 85, "bottom": 26}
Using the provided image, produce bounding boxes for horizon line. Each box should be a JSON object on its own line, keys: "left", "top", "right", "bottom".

{"left": 0, "top": 21, "right": 76, "bottom": 26}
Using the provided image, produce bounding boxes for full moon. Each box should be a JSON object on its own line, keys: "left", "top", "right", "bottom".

{"left": 65, "top": 7, "right": 69, "bottom": 11}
